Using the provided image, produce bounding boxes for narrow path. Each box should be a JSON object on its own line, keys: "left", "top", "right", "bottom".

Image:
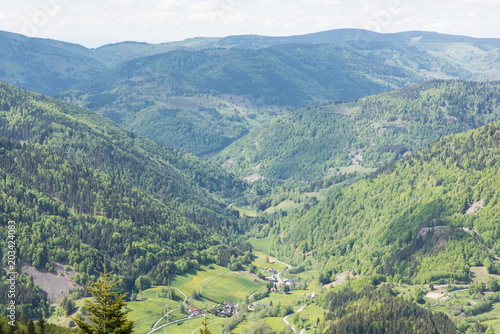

{"left": 176, "top": 287, "right": 188, "bottom": 302}
{"left": 151, "top": 307, "right": 179, "bottom": 331}
{"left": 146, "top": 314, "right": 205, "bottom": 334}
{"left": 150, "top": 287, "right": 189, "bottom": 331}
{"left": 283, "top": 304, "right": 306, "bottom": 333}
{"left": 255, "top": 255, "right": 292, "bottom": 270}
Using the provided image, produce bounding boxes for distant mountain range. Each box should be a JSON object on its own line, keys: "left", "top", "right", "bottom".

{"left": 1, "top": 29, "right": 499, "bottom": 155}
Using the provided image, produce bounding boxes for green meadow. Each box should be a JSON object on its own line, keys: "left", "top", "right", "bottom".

{"left": 201, "top": 272, "right": 264, "bottom": 303}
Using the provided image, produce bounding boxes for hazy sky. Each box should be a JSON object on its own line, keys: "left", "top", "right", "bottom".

{"left": 0, "top": 0, "right": 498, "bottom": 48}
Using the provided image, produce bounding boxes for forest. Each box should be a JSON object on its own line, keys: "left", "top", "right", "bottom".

{"left": 262, "top": 120, "right": 500, "bottom": 287}
{"left": 0, "top": 82, "right": 262, "bottom": 317}
{"left": 217, "top": 80, "right": 500, "bottom": 180}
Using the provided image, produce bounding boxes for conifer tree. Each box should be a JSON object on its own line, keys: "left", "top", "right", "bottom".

{"left": 199, "top": 317, "right": 212, "bottom": 334}
{"left": 72, "top": 259, "right": 134, "bottom": 334}
{"left": 37, "top": 313, "right": 45, "bottom": 334}
{"left": 27, "top": 320, "right": 35, "bottom": 334}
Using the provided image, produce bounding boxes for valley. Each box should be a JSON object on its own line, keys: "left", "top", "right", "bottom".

{"left": 1, "top": 27, "right": 500, "bottom": 334}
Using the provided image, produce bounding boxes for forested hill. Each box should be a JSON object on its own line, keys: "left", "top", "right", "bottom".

{"left": 62, "top": 43, "right": 398, "bottom": 155}
{"left": 0, "top": 81, "right": 256, "bottom": 315}
{"left": 216, "top": 80, "right": 500, "bottom": 181}
{"left": 0, "top": 30, "right": 104, "bottom": 95}
{"left": 2, "top": 29, "right": 500, "bottom": 157}
{"left": 269, "top": 119, "right": 500, "bottom": 284}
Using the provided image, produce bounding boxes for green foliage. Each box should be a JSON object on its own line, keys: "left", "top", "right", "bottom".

{"left": 0, "top": 315, "right": 77, "bottom": 334}
{"left": 199, "top": 317, "right": 212, "bottom": 334}
{"left": 273, "top": 119, "right": 500, "bottom": 283}
{"left": 320, "top": 287, "right": 456, "bottom": 333}
{"left": 0, "top": 81, "right": 259, "bottom": 312}
{"left": 218, "top": 80, "right": 500, "bottom": 180}
{"left": 72, "top": 262, "right": 134, "bottom": 334}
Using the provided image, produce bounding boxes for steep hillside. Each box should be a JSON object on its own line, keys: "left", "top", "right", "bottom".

{"left": 217, "top": 80, "right": 500, "bottom": 181}
{"left": 63, "top": 42, "right": 426, "bottom": 155}
{"left": 267, "top": 120, "right": 500, "bottom": 284}
{"left": 0, "top": 30, "right": 103, "bottom": 95}
{"left": 0, "top": 82, "right": 254, "bottom": 315}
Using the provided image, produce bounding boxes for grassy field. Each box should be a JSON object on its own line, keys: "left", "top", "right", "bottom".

{"left": 159, "top": 314, "right": 225, "bottom": 334}
{"left": 258, "top": 292, "right": 306, "bottom": 308}
{"left": 471, "top": 266, "right": 500, "bottom": 283}
{"left": 264, "top": 317, "right": 288, "bottom": 332}
{"left": 202, "top": 272, "right": 264, "bottom": 303}
{"left": 171, "top": 264, "right": 230, "bottom": 296}
{"left": 47, "top": 298, "right": 86, "bottom": 327}
{"left": 233, "top": 205, "right": 258, "bottom": 217}
{"left": 127, "top": 296, "right": 180, "bottom": 333}
{"left": 233, "top": 317, "right": 287, "bottom": 334}
{"left": 248, "top": 238, "right": 272, "bottom": 252}
{"left": 252, "top": 251, "right": 288, "bottom": 272}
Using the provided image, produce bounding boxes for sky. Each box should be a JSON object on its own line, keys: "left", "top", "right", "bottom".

{"left": 0, "top": 0, "right": 498, "bottom": 48}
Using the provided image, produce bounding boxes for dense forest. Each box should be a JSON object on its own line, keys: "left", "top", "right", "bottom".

{"left": 0, "top": 82, "right": 260, "bottom": 317}
{"left": 262, "top": 119, "right": 500, "bottom": 284}
{"left": 217, "top": 80, "right": 500, "bottom": 180}
{"left": 319, "top": 285, "right": 457, "bottom": 333}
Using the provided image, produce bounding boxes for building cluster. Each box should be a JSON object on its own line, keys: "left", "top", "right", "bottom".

{"left": 210, "top": 301, "right": 238, "bottom": 317}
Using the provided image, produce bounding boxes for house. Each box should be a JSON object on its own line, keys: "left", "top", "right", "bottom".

{"left": 220, "top": 302, "right": 237, "bottom": 317}
{"left": 188, "top": 307, "right": 200, "bottom": 318}
{"left": 311, "top": 292, "right": 317, "bottom": 298}
{"left": 282, "top": 278, "right": 295, "bottom": 286}
{"left": 224, "top": 301, "right": 235, "bottom": 309}
{"left": 268, "top": 268, "right": 278, "bottom": 275}
{"left": 265, "top": 276, "right": 277, "bottom": 282}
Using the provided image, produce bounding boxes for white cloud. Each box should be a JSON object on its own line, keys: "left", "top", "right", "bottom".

{"left": 189, "top": 1, "right": 219, "bottom": 12}
{"left": 155, "top": 0, "right": 180, "bottom": 10}
{"left": 107, "top": 0, "right": 135, "bottom": 5}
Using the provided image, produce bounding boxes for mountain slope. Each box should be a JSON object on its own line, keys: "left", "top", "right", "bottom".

{"left": 63, "top": 42, "right": 426, "bottom": 155}
{"left": 0, "top": 82, "right": 254, "bottom": 315}
{"left": 0, "top": 30, "right": 104, "bottom": 95}
{"left": 2, "top": 28, "right": 500, "bottom": 157}
{"left": 216, "top": 80, "right": 500, "bottom": 181}
{"left": 269, "top": 119, "right": 500, "bottom": 283}
{"left": 215, "top": 29, "right": 500, "bottom": 50}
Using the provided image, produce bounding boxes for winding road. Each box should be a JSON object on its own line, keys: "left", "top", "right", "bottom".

{"left": 283, "top": 304, "right": 306, "bottom": 333}
{"left": 148, "top": 287, "right": 189, "bottom": 333}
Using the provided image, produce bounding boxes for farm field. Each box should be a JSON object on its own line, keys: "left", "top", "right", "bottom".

{"left": 201, "top": 272, "right": 264, "bottom": 303}
{"left": 171, "top": 265, "right": 230, "bottom": 296}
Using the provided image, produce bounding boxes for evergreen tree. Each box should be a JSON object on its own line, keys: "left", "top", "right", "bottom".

{"left": 37, "top": 314, "right": 45, "bottom": 334}
{"left": 72, "top": 260, "right": 134, "bottom": 334}
{"left": 199, "top": 317, "right": 212, "bottom": 334}
{"left": 27, "top": 321, "right": 35, "bottom": 334}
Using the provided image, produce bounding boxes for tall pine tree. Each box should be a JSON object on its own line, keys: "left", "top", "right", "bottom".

{"left": 72, "top": 259, "right": 134, "bottom": 334}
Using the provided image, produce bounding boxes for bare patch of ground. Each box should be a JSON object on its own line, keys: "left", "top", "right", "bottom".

{"left": 329, "top": 270, "right": 354, "bottom": 288}
{"left": 22, "top": 261, "right": 83, "bottom": 303}
{"left": 465, "top": 200, "right": 484, "bottom": 214}
{"left": 425, "top": 290, "right": 445, "bottom": 299}
{"left": 244, "top": 174, "right": 266, "bottom": 182}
